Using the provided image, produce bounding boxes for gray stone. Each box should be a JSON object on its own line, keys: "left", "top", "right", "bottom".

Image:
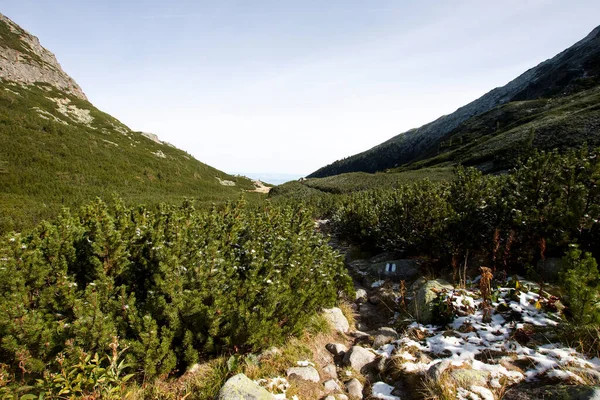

{"left": 343, "top": 346, "right": 377, "bottom": 372}
{"left": 355, "top": 288, "right": 368, "bottom": 302}
{"left": 217, "top": 374, "right": 273, "bottom": 400}
{"left": 286, "top": 366, "right": 320, "bottom": 383}
{"left": 323, "top": 363, "right": 338, "bottom": 379}
{"left": 369, "top": 259, "right": 420, "bottom": 280}
{"left": 324, "top": 379, "right": 341, "bottom": 393}
{"left": 323, "top": 308, "right": 350, "bottom": 333}
{"left": 410, "top": 279, "right": 453, "bottom": 324}
{"left": 345, "top": 378, "right": 364, "bottom": 399}
{"left": 373, "top": 327, "right": 398, "bottom": 348}
{"left": 427, "top": 359, "right": 452, "bottom": 381}
{"left": 326, "top": 343, "right": 348, "bottom": 356}
{"left": 503, "top": 384, "right": 600, "bottom": 400}
{"left": 449, "top": 368, "right": 490, "bottom": 387}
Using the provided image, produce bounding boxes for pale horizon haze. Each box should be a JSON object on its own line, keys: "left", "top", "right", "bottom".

{"left": 2, "top": 1, "right": 600, "bottom": 178}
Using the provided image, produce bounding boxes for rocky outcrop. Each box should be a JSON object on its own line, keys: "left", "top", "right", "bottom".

{"left": 0, "top": 13, "right": 86, "bottom": 100}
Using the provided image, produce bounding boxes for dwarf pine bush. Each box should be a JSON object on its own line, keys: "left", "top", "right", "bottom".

{"left": 0, "top": 198, "right": 353, "bottom": 387}
{"left": 560, "top": 245, "right": 600, "bottom": 326}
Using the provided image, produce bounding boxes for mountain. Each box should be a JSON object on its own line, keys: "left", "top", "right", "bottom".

{"left": 0, "top": 13, "right": 260, "bottom": 233}
{"left": 309, "top": 25, "right": 600, "bottom": 178}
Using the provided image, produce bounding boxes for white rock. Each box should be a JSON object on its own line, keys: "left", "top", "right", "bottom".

{"left": 286, "top": 366, "right": 320, "bottom": 383}
{"left": 323, "top": 307, "right": 350, "bottom": 333}
{"left": 324, "top": 379, "right": 341, "bottom": 393}
{"left": 343, "top": 346, "right": 377, "bottom": 372}
{"left": 326, "top": 343, "right": 348, "bottom": 356}
{"left": 355, "top": 288, "right": 368, "bottom": 301}
{"left": 345, "top": 378, "right": 364, "bottom": 399}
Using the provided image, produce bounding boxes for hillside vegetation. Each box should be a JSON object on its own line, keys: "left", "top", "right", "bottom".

{"left": 0, "top": 198, "right": 353, "bottom": 398}
{"left": 310, "top": 25, "right": 600, "bottom": 178}
{"left": 0, "top": 80, "right": 261, "bottom": 233}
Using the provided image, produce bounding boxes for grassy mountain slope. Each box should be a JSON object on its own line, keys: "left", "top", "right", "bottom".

{"left": 0, "top": 80, "right": 259, "bottom": 232}
{"left": 0, "top": 14, "right": 260, "bottom": 233}
{"left": 309, "top": 25, "right": 600, "bottom": 178}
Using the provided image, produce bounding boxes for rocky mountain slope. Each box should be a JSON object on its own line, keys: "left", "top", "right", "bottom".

{"left": 310, "top": 25, "right": 600, "bottom": 178}
{"left": 0, "top": 12, "right": 259, "bottom": 233}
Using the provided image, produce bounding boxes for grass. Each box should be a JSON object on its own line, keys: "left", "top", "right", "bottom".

{"left": 0, "top": 80, "right": 266, "bottom": 233}
{"left": 124, "top": 312, "right": 342, "bottom": 399}
{"left": 271, "top": 167, "right": 454, "bottom": 199}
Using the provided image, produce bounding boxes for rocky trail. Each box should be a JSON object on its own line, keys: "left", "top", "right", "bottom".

{"left": 218, "top": 234, "right": 600, "bottom": 399}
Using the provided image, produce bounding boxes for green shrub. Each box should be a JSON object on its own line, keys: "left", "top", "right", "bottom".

{"left": 560, "top": 245, "right": 600, "bottom": 325}
{"left": 0, "top": 198, "right": 353, "bottom": 389}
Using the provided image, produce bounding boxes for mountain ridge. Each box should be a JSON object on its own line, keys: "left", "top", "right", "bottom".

{"left": 0, "top": 12, "right": 260, "bottom": 233}
{"left": 309, "top": 24, "right": 600, "bottom": 178}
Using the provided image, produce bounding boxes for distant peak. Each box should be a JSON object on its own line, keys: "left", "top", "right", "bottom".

{"left": 0, "top": 13, "right": 87, "bottom": 100}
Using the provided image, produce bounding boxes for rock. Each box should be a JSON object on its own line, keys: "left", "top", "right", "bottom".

{"left": 217, "top": 374, "right": 274, "bottom": 400}
{"left": 323, "top": 363, "right": 338, "bottom": 379}
{"left": 410, "top": 279, "right": 453, "bottom": 324}
{"left": 324, "top": 379, "right": 341, "bottom": 393}
{"left": 257, "top": 346, "right": 281, "bottom": 360}
{"left": 324, "top": 396, "right": 336, "bottom": 400}
{"left": 0, "top": 14, "right": 88, "bottom": 100}
{"left": 357, "top": 322, "right": 370, "bottom": 331}
{"left": 326, "top": 343, "right": 348, "bottom": 356}
{"left": 427, "top": 359, "right": 452, "bottom": 381}
{"left": 373, "top": 327, "right": 398, "bottom": 348}
{"left": 323, "top": 308, "right": 350, "bottom": 333}
{"left": 503, "top": 384, "right": 600, "bottom": 400}
{"left": 345, "top": 378, "right": 364, "bottom": 399}
{"left": 369, "top": 259, "right": 420, "bottom": 280}
{"left": 286, "top": 366, "right": 320, "bottom": 383}
{"left": 336, "top": 395, "right": 349, "bottom": 400}
{"left": 449, "top": 368, "right": 490, "bottom": 387}
{"left": 343, "top": 346, "right": 377, "bottom": 372}
{"left": 355, "top": 288, "right": 368, "bottom": 302}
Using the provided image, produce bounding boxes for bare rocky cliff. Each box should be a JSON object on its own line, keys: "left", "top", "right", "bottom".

{"left": 0, "top": 13, "right": 86, "bottom": 100}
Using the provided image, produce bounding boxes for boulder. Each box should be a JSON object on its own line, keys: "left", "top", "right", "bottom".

{"left": 217, "top": 374, "right": 273, "bottom": 400}
{"left": 343, "top": 346, "right": 377, "bottom": 372}
{"left": 369, "top": 259, "right": 420, "bottom": 280}
{"left": 323, "top": 363, "right": 338, "bottom": 379}
{"left": 410, "top": 279, "right": 453, "bottom": 324}
{"left": 355, "top": 288, "right": 368, "bottom": 302}
{"left": 372, "top": 327, "right": 398, "bottom": 348}
{"left": 427, "top": 359, "right": 452, "bottom": 381}
{"left": 326, "top": 343, "right": 348, "bottom": 356}
{"left": 449, "top": 368, "right": 490, "bottom": 387}
{"left": 345, "top": 378, "right": 364, "bottom": 399}
{"left": 286, "top": 366, "right": 320, "bottom": 383}
{"left": 323, "top": 308, "right": 350, "bottom": 333}
{"left": 324, "top": 379, "right": 342, "bottom": 393}
{"left": 503, "top": 384, "right": 600, "bottom": 400}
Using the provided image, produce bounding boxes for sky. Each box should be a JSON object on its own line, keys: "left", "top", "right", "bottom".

{"left": 2, "top": 1, "right": 600, "bottom": 178}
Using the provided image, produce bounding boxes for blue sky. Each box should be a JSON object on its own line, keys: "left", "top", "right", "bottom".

{"left": 3, "top": 1, "right": 600, "bottom": 177}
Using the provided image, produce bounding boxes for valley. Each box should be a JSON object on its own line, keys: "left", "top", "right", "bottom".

{"left": 0, "top": 9, "right": 600, "bottom": 400}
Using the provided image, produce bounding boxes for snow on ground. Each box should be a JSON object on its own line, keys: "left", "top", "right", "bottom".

{"left": 372, "top": 279, "right": 600, "bottom": 397}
